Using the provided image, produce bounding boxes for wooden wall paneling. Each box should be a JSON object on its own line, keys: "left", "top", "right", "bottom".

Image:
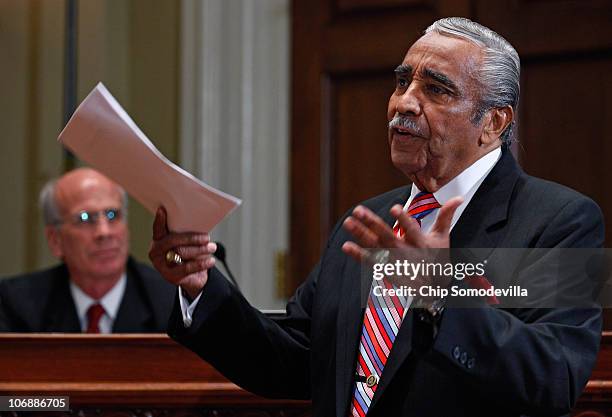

{"left": 519, "top": 57, "right": 611, "bottom": 218}
{"left": 331, "top": 73, "right": 406, "bottom": 221}
{"left": 334, "top": 0, "right": 431, "bottom": 14}
{"left": 437, "top": 0, "right": 472, "bottom": 17}
{"left": 323, "top": 11, "right": 435, "bottom": 73}
{"left": 289, "top": 0, "right": 325, "bottom": 294}
{"left": 476, "top": 0, "right": 612, "bottom": 57}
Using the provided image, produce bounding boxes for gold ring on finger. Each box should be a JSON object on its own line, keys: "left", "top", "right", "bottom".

{"left": 165, "top": 249, "right": 183, "bottom": 265}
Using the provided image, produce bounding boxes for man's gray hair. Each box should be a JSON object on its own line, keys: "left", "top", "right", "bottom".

{"left": 425, "top": 17, "right": 520, "bottom": 144}
{"left": 39, "top": 177, "right": 128, "bottom": 226}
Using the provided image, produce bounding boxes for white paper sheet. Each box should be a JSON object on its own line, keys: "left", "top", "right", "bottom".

{"left": 58, "top": 82, "right": 241, "bottom": 233}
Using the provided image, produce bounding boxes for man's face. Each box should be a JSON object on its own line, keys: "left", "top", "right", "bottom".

{"left": 387, "top": 32, "right": 488, "bottom": 191}
{"left": 46, "top": 169, "right": 129, "bottom": 282}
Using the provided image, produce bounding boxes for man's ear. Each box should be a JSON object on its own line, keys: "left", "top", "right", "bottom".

{"left": 45, "top": 226, "right": 64, "bottom": 259}
{"left": 480, "top": 106, "right": 513, "bottom": 146}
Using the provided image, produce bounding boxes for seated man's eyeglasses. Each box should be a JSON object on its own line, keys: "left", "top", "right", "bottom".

{"left": 62, "top": 208, "right": 124, "bottom": 226}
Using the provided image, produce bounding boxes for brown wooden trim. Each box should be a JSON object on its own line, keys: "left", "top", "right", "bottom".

{"left": 289, "top": 0, "right": 324, "bottom": 294}
{"left": 330, "top": 0, "right": 435, "bottom": 21}
{"left": 320, "top": 74, "right": 334, "bottom": 243}
{"left": 0, "top": 334, "right": 311, "bottom": 409}
{"left": 0, "top": 333, "right": 610, "bottom": 412}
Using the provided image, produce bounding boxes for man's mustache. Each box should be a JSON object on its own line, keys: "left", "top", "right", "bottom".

{"left": 388, "top": 116, "right": 424, "bottom": 137}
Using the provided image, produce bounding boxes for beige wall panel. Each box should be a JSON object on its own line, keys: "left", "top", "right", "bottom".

{"left": 32, "top": 0, "right": 65, "bottom": 269}
{"left": 0, "top": 0, "right": 30, "bottom": 275}
{"left": 127, "top": 0, "right": 179, "bottom": 262}
{"left": 78, "top": 0, "right": 130, "bottom": 103}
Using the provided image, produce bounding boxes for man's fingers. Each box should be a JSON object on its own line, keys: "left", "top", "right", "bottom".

{"left": 152, "top": 206, "right": 169, "bottom": 241}
{"left": 184, "top": 255, "right": 216, "bottom": 275}
{"left": 153, "top": 254, "right": 215, "bottom": 285}
{"left": 342, "top": 241, "right": 368, "bottom": 263}
{"left": 431, "top": 196, "right": 464, "bottom": 235}
{"left": 153, "top": 232, "right": 211, "bottom": 256}
{"left": 175, "top": 242, "right": 217, "bottom": 260}
{"left": 390, "top": 204, "right": 424, "bottom": 246}
{"left": 151, "top": 206, "right": 211, "bottom": 256}
{"left": 343, "top": 216, "right": 381, "bottom": 248}
{"left": 351, "top": 205, "right": 398, "bottom": 248}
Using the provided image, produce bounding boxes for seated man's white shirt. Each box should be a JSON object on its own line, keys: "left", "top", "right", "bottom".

{"left": 71, "top": 274, "right": 126, "bottom": 333}
{"left": 179, "top": 147, "right": 502, "bottom": 327}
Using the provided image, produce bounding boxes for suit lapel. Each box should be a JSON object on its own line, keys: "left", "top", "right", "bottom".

{"left": 335, "top": 188, "right": 410, "bottom": 417}
{"left": 335, "top": 256, "right": 363, "bottom": 417}
{"left": 451, "top": 148, "right": 520, "bottom": 249}
{"left": 112, "top": 269, "right": 154, "bottom": 333}
{"left": 43, "top": 270, "right": 81, "bottom": 332}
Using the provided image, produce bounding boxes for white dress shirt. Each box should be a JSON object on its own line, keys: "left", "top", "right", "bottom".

{"left": 70, "top": 274, "right": 127, "bottom": 333}
{"left": 179, "top": 147, "right": 502, "bottom": 327}
{"left": 178, "top": 287, "right": 203, "bottom": 327}
{"left": 409, "top": 147, "right": 501, "bottom": 233}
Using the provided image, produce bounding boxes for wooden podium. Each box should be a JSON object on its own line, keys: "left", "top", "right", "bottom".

{"left": 0, "top": 333, "right": 610, "bottom": 416}
{"left": 0, "top": 334, "right": 310, "bottom": 416}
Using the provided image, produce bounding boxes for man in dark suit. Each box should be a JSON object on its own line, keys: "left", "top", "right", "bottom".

{"left": 148, "top": 17, "right": 603, "bottom": 416}
{"left": 0, "top": 168, "right": 174, "bottom": 333}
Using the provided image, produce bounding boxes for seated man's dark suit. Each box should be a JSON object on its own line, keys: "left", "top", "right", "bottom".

{"left": 0, "top": 257, "right": 175, "bottom": 332}
{"left": 168, "top": 149, "right": 603, "bottom": 417}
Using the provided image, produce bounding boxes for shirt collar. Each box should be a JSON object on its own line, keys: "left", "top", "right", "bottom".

{"left": 70, "top": 273, "right": 127, "bottom": 324}
{"left": 409, "top": 147, "right": 502, "bottom": 206}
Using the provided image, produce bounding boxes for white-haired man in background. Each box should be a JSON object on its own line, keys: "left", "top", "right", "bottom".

{"left": 0, "top": 168, "right": 174, "bottom": 333}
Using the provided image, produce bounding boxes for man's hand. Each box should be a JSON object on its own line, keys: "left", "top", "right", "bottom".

{"left": 149, "top": 207, "right": 217, "bottom": 300}
{"left": 341, "top": 196, "right": 463, "bottom": 307}
{"left": 341, "top": 196, "right": 464, "bottom": 262}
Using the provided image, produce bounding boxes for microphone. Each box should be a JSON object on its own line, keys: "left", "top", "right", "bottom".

{"left": 213, "top": 242, "right": 240, "bottom": 290}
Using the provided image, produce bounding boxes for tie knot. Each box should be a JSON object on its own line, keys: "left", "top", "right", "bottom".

{"left": 407, "top": 192, "right": 440, "bottom": 222}
{"left": 86, "top": 303, "right": 106, "bottom": 333}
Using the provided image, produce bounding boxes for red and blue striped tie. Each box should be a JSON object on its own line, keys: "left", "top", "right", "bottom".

{"left": 350, "top": 192, "right": 440, "bottom": 417}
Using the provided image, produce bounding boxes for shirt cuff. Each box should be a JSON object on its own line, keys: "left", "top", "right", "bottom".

{"left": 178, "top": 286, "right": 203, "bottom": 328}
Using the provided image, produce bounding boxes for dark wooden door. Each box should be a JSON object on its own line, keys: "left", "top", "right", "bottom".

{"left": 289, "top": 0, "right": 612, "bottom": 292}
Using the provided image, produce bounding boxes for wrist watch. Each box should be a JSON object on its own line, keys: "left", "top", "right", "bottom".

{"left": 419, "top": 296, "right": 446, "bottom": 328}
{"left": 426, "top": 297, "right": 446, "bottom": 320}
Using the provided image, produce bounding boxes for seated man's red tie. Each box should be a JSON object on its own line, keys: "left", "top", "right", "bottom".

{"left": 86, "top": 303, "right": 106, "bottom": 334}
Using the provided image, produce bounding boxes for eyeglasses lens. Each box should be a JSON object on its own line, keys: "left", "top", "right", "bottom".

{"left": 75, "top": 209, "right": 121, "bottom": 225}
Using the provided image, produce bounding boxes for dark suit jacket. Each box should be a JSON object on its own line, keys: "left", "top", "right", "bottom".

{"left": 168, "top": 149, "right": 604, "bottom": 416}
{"left": 0, "top": 257, "right": 175, "bottom": 333}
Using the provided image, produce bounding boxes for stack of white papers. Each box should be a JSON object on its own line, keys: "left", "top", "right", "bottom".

{"left": 59, "top": 82, "right": 241, "bottom": 233}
